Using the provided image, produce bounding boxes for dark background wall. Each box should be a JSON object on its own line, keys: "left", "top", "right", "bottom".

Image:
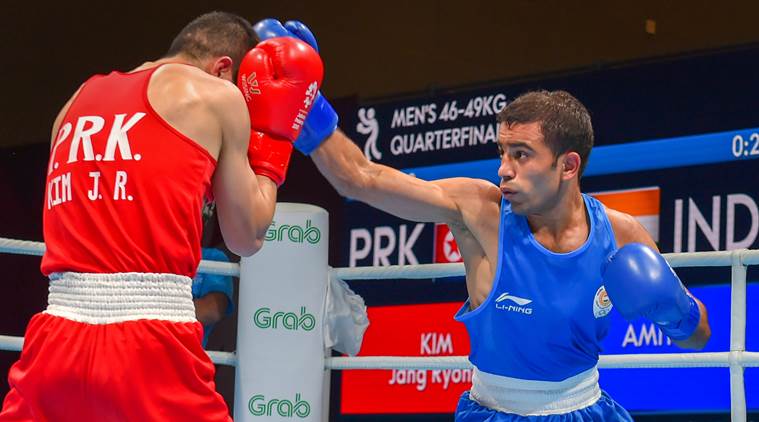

{"left": 3, "top": 0, "right": 759, "bottom": 148}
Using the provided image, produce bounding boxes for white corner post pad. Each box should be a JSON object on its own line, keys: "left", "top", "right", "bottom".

{"left": 234, "top": 203, "right": 329, "bottom": 421}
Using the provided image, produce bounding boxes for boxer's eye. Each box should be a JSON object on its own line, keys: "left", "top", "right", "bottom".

{"left": 513, "top": 150, "right": 528, "bottom": 160}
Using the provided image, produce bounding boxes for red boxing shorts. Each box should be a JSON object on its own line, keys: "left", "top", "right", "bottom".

{"left": 0, "top": 272, "right": 231, "bottom": 422}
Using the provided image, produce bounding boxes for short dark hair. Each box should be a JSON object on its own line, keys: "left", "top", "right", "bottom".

{"left": 497, "top": 90, "right": 594, "bottom": 176}
{"left": 166, "top": 11, "right": 255, "bottom": 76}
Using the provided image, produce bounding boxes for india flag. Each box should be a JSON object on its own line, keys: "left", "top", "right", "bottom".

{"left": 590, "top": 186, "right": 660, "bottom": 242}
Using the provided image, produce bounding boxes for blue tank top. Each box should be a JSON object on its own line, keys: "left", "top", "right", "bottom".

{"left": 455, "top": 194, "right": 617, "bottom": 382}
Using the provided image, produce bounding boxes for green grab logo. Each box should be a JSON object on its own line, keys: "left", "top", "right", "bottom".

{"left": 248, "top": 393, "right": 311, "bottom": 418}
{"left": 254, "top": 306, "right": 316, "bottom": 331}
{"left": 265, "top": 220, "right": 321, "bottom": 244}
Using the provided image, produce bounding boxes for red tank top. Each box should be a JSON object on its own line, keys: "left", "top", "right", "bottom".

{"left": 41, "top": 66, "right": 216, "bottom": 277}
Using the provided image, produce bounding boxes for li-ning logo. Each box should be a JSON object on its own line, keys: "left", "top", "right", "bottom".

{"left": 265, "top": 220, "right": 321, "bottom": 244}
{"left": 254, "top": 306, "right": 316, "bottom": 331}
{"left": 494, "top": 292, "right": 533, "bottom": 315}
{"left": 248, "top": 393, "right": 311, "bottom": 418}
{"left": 240, "top": 72, "right": 261, "bottom": 102}
{"left": 357, "top": 107, "right": 382, "bottom": 161}
{"left": 291, "top": 81, "right": 319, "bottom": 131}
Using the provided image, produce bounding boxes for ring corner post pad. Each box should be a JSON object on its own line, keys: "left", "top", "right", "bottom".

{"left": 234, "top": 203, "right": 329, "bottom": 421}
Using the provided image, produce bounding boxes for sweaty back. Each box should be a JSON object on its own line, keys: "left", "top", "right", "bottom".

{"left": 41, "top": 66, "right": 216, "bottom": 277}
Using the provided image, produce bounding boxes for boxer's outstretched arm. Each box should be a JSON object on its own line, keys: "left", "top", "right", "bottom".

{"left": 312, "top": 130, "right": 498, "bottom": 226}
{"left": 211, "top": 84, "right": 277, "bottom": 256}
{"left": 608, "top": 209, "right": 711, "bottom": 350}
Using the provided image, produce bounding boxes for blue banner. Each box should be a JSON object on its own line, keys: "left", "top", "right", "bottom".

{"left": 400, "top": 127, "right": 759, "bottom": 183}
{"left": 600, "top": 283, "right": 758, "bottom": 412}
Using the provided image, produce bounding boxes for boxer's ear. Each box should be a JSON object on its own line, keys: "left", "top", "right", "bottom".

{"left": 210, "top": 56, "right": 234, "bottom": 82}
{"left": 560, "top": 152, "right": 581, "bottom": 180}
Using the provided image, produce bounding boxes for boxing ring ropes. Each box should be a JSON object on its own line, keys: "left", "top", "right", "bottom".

{"left": 0, "top": 236, "right": 758, "bottom": 421}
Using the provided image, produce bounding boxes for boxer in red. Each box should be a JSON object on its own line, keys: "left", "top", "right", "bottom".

{"left": 0, "top": 12, "right": 323, "bottom": 421}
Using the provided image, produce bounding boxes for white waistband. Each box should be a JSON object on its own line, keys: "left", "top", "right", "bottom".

{"left": 45, "top": 272, "right": 196, "bottom": 324}
{"left": 469, "top": 366, "right": 601, "bottom": 416}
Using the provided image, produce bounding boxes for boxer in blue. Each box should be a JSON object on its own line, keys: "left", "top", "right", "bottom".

{"left": 254, "top": 20, "right": 712, "bottom": 420}
{"left": 193, "top": 247, "right": 234, "bottom": 347}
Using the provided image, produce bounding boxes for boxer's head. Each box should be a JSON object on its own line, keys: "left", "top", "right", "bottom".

{"left": 165, "top": 11, "right": 256, "bottom": 82}
{"left": 496, "top": 90, "right": 593, "bottom": 214}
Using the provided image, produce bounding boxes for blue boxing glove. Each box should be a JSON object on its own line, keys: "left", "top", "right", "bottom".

{"left": 253, "top": 18, "right": 339, "bottom": 155}
{"left": 602, "top": 243, "right": 701, "bottom": 341}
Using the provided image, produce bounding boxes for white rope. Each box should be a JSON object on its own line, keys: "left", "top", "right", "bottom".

{"left": 326, "top": 352, "right": 759, "bottom": 371}
{"left": 5, "top": 236, "right": 759, "bottom": 278}
{"left": 328, "top": 356, "right": 470, "bottom": 370}
{"left": 665, "top": 249, "right": 759, "bottom": 268}
{"left": 332, "top": 262, "right": 464, "bottom": 280}
{"left": 0, "top": 333, "right": 239, "bottom": 366}
{"left": 601, "top": 351, "right": 758, "bottom": 368}
{"left": 0, "top": 238, "right": 45, "bottom": 257}
{"left": 198, "top": 260, "right": 240, "bottom": 277}
{"left": 0, "top": 335, "right": 23, "bottom": 352}
{"left": 4, "top": 330, "right": 759, "bottom": 371}
{"left": 331, "top": 249, "right": 759, "bottom": 280}
{"left": 208, "top": 350, "right": 237, "bottom": 366}
{"left": 0, "top": 237, "right": 239, "bottom": 276}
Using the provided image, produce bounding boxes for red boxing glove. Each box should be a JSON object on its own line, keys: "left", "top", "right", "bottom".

{"left": 237, "top": 37, "right": 323, "bottom": 185}
{"left": 238, "top": 37, "right": 323, "bottom": 139}
{"left": 247, "top": 131, "right": 293, "bottom": 186}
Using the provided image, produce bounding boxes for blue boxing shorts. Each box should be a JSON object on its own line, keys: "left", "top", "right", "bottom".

{"left": 455, "top": 391, "right": 633, "bottom": 422}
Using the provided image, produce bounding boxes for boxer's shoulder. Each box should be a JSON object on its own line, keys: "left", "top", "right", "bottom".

{"left": 604, "top": 206, "right": 656, "bottom": 249}
{"left": 602, "top": 206, "right": 629, "bottom": 229}
{"left": 432, "top": 177, "right": 500, "bottom": 204}
{"left": 436, "top": 178, "right": 500, "bottom": 244}
{"left": 147, "top": 64, "right": 245, "bottom": 132}
{"left": 150, "top": 64, "right": 240, "bottom": 106}
{"left": 430, "top": 177, "right": 500, "bottom": 227}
